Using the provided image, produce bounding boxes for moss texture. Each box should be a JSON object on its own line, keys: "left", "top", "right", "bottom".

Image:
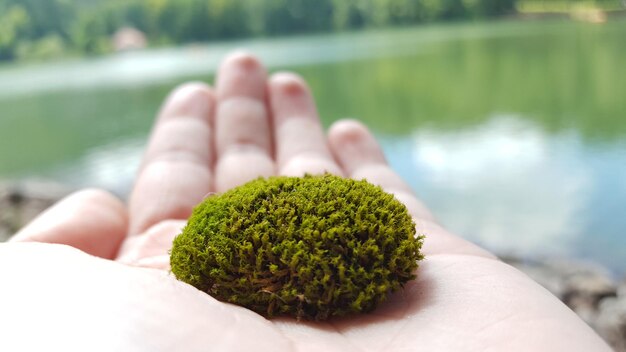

{"left": 170, "top": 174, "right": 424, "bottom": 321}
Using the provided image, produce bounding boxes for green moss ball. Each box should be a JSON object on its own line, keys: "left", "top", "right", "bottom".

{"left": 170, "top": 174, "right": 424, "bottom": 321}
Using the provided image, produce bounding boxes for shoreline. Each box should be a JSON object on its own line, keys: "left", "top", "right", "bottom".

{"left": 1, "top": 179, "right": 624, "bottom": 350}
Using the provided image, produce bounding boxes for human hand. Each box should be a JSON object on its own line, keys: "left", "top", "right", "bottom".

{"left": 3, "top": 52, "right": 610, "bottom": 351}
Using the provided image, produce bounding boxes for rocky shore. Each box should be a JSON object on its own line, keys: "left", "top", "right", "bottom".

{"left": 1, "top": 180, "right": 624, "bottom": 350}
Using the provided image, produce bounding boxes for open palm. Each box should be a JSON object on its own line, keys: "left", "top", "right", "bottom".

{"left": 3, "top": 53, "right": 608, "bottom": 351}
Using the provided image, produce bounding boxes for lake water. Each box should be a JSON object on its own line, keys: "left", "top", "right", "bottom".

{"left": 0, "top": 19, "right": 624, "bottom": 275}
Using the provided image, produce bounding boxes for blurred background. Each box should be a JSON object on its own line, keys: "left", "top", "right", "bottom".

{"left": 0, "top": 1, "right": 624, "bottom": 272}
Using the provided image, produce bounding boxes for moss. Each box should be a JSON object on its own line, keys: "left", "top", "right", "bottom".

{"left": 170, "top": 174, "right": 424, "bottom": 321}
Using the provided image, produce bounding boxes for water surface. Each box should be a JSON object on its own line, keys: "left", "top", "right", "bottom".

{"left": 1, "top": 19, "right": 624, "bottom": 274}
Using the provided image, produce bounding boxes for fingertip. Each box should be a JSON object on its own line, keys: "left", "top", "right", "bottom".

{"left": 269, "top": 72, "right": 310, "bottom": 97}
{"left": 328, "top": 118, "right": 372, "bottom": 148}
{"left": 269, "top": 71, "right": 318, "bottom": 127}
{"left": 328, "top": 118, "right": 387, "bottom": 175}
{"left": 161, "top": 82, "right": 215, "bottom": 120}
{"left": 221, "top": 50, "right": 263, "bottom": 72}
{"left": 217, "top": 51, "right": 267, "bottom": 101}
{"left": 168, "top": 81, "right": 214, "bottom": 102}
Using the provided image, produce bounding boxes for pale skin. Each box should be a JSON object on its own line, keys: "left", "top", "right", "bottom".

{"left": 1, "top": 52, "right": 610, "bottom": 351}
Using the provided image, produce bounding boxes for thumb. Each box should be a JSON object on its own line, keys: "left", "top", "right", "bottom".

{"left": 10, "top": 189, "right": 128, "bottom": 259}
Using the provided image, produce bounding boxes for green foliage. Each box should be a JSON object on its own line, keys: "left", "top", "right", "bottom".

{"left": 15, "top": 34, "right": 68, "bottom": 61}
{"left": 0, "top": 0, "right": 523, "bottom": 62}
{"left": 0, "top": 5, "right": 30, "bottom": 60}
{"left": 170, "top": 174, "right": 424, "bottom": 321}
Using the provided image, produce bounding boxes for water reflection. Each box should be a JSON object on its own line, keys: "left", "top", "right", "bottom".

{"left": 384, "top": 116, "right": 623, "bottom": 267}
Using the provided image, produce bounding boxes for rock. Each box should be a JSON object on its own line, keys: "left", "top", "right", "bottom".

{"left": 504, "top": 257, "right": 616, "bottom": 302}
{"left": 596, "top": 295, "right": 626, "bottom": 352}
{"left": 619, "top": 277, "right": 626, "bottom": 298}
{"left": 563, "top": 273, "right": 616, "bottom": 318}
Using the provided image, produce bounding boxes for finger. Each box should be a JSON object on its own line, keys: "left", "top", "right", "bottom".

{"left": 328, "top": 119, "right": 495, "bottom": 258}
{"left": 10, "top": 189, "right": 128, "bottom": 259}
{"left": 328, "top": 119, "right": 434, "bottom": 221}
{"left": 268, "top": 72, "right": 343, "bottom": 176}
{"left": 128, "top": 83, "right": 215, "bottom": 235}
{"left": 214, "top": 52, "right": 275, "bottom": 192}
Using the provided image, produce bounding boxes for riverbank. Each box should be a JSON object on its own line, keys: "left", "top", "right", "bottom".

{"left": 0, "top": 179, "right": 624, "bottom": 350}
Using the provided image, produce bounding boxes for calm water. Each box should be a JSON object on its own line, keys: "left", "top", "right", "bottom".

{"left": 1, "top": 20, "right": 625, "bottom": 274}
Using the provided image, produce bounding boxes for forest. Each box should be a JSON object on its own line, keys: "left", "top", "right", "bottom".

{"left": 0, "top": 0, "right": 621, "bottom": 62}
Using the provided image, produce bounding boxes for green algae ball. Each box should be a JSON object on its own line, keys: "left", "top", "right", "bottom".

{"left": 170, "top": 174, "right": 424, "bottom": 321}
